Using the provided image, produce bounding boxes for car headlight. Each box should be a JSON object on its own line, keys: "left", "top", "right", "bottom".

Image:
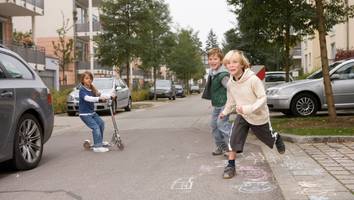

{"left": 67, "top": 95, "right": 74, "bottom": 101}
{"left": 266, "top": 88, "right": 280, "bottom": 96}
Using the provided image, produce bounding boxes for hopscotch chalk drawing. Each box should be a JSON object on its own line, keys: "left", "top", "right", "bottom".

{"left": 234, "top": 181, "right": 276, "bottom": 193}
{"left": 171, "top": 177, "right": 194, "bottom": 192}
{"left": 238, "top": 166, "right": 269, "bottom": 181}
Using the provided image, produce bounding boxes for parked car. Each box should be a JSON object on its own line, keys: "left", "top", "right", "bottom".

{"left": 175, "top": 84, "right": 185, "bottom": 97}
{"left": 149, "top": 79, "right": 176, "bottom": 100}
{"left": 0, "top": 45, "right": 54, "bottom": 170}
{"left": 67, "top": 77, "right": 132, "bottom": 116}
{"left": 190, "top": 85, "right": 201, "bottom": 94}
{"left": 266, "top": 59, "right": 354, "bottom": 116}
{"left": 265, "top": 71, "right": 294, "bottom": 89}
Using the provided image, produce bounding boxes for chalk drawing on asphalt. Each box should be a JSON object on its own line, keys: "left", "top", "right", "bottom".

{"left": 171, "top": 177, "right": 194, "bottom": 192}
{"left": 309, "top": 196, "right": 329, "bottom": 200}
{"left": 186, "top": 153, "right": 199, "bottom": 159}
{"left": 234, "top": 181, "right": 276, "bottom": 193}
{"left": 238, "top": 166, "right": 269, "bottom": 181}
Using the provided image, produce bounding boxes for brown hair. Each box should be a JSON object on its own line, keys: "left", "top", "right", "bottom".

{"left": 80, "top": 71, "right": 99, "bottom": 96}
{"left": 223, "top": 50, "right": 250, "bottom": 69}
{"left": 207, "top": 48, "right": 224, "bottom": 60}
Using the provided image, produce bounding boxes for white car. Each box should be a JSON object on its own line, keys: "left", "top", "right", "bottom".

{"left": 67, "top": 77, "right": 132, "bottom": 116}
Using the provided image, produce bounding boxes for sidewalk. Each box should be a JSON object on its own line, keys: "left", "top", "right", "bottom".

{"left": 256, "top": 137, "right": 354, "bottom": 200}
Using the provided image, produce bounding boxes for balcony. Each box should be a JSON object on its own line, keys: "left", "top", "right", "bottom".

{"left": 292, "top": 47, "right": 301, "bottom": 59}
{"left": 0, "top": 0, "right": 44, "bottom": 16}
{"left": 76, "top": 60, "right": 112, "bottom": 72}
{"left": 75, "top": 21, "right": 102, "bottom": 37}
{"left": 1, "top": 40, "right": 45, "bottom": 69}
{"left": 75, "top": 0, "right": 102, "bottom": 8}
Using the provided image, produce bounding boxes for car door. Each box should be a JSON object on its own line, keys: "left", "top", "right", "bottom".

{"left": 330, "top": 62, "right": 354, "bottom": 107}
{"left": 116, "top": 79, "right": 129, "bottom": 107}
{"left": 0, "top": 60, "right": 15, "bottom": 152}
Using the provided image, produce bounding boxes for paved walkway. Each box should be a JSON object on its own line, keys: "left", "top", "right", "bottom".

{"left": 300, "top": 143, "right": 354, "bottom": 193}
{"left": 257, "top": 137, "right": 354, "bottom": 200}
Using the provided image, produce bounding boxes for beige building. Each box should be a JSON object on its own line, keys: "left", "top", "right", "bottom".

{"left": 301, "top": 0, "right": 354, "bottom": 74}
{"left": 13, "top": 0, "right": 111, "bottom": 85}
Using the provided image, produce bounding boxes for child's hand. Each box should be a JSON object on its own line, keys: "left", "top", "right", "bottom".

{"left": 219, "top": 113, "right": 225, "bottom": 119}
{"left": 99, "top": 96, "right": 108, "bottom": 102}
{"left": 236, "top": 105, "right": 243, "bottom": 114}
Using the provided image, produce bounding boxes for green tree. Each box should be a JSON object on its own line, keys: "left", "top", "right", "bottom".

{"left": 167, "top": 29, "right": 204, "bottom": 91}
{"left": 96, "top": 0, "right": 151, "bottom": 87}
{"left": 227, "top": 0, "right": 313, "bottom": 81}
{"left": 205, "top": 29, "right": 219, "bottom": 51}
{"left": 52, "top": 16, "right": 74, "bottom": 86}
{"left": 139, "top": 0, "right": 175, "bottom": 100}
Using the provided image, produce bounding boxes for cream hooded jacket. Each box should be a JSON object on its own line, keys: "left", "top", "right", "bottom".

{"left": 222, "top": 68, "right": 269, "bottom": 125}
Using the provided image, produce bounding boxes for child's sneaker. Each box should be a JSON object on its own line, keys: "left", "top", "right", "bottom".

{"left": 223, "top": 165, "right": 236, "bottom": 179}
{"left": 92, "top": 147, "right": 109, "bottom": 153}
{"left": 212, "top": 144, "right": 228, "bottom": 156}
{"left": 102, "top": 141, "right": 111, "bottom": 148}
{"left": 275, "top": 133, "right": 285, "bottom": 154}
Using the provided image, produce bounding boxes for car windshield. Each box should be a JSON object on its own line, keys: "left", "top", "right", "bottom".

{"left": 307, "top": 61, "right": 342, "bottom": 79}
{"left": 156, "top": 80, "right": 171, "bottom": 87}
{"left": 93, "top": 79, "right": 113, "bottom": 89}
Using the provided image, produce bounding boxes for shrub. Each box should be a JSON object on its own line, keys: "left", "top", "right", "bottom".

{"left": 51, "top": 88, "right": 72, "bottom": 114}
{"left": 131, "top": 89, "right": 149, "bottom": 102}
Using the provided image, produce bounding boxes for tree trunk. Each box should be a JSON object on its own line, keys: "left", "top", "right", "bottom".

{"left": 284, "top": 25, "right": 290, "bottom": 82}
{"left": 153, "top": 67, "right": 157, "bottom": 101}
{"left": 315, "top": 0, "right": 337, "bottom": 122}
{"left": 126, "top": 60, "right": 130, "bottom": 88}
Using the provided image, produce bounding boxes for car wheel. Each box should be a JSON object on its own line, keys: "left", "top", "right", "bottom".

{"left": 12, "top": 113, "right": 43, "bottom": 170}
{"left": 125, "top": 97, "right": 132, "bottom": 111}
{"left": 290, "top": 93, "right": 318, "bottom": 117}
{"left": 173, "top": 95, "right": 176, "bottom": 100}
{"left": 67, "top": 111, "right": 76, "bottom": 116}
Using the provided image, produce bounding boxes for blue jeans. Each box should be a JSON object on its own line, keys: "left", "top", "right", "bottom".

{"left": 80, "top": 113, "right": 105, "bottom": 147}
{"left": 210, "top": 106, "right": 231, "bottom": 147}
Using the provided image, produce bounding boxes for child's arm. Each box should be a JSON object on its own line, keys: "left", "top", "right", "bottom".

{"left": 221, "top": 86, "right": 236, "bottom": 116}
{"left": 221, "top": 76, "right": 229, "bottom": 88}
{"left": 242, "top": 77, "right": 267, "bottom": 115}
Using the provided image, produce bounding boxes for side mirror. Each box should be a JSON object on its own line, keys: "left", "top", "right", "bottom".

{"left": 330, "top": 74, "right": 340, "bottom": 81}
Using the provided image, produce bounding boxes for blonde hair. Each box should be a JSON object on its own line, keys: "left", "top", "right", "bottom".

{"left": 223, "top": 50, "right": 250, "bottom": 69}
{"left": 80, "top": 71, "right": 99, "bottom": 96}
{"left": 207, "top": 48, "right": 224, "bottom": 60}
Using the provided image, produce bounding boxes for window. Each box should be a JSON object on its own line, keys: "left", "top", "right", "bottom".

{"left": 0, "top": 53, "right": 33, "bottom": 79}
{"left": 266, "top": 74, "right": 285, "bottom": 82}
{"left": 0, "top": 67, "right": 5, "bottom": 79}
{"left": 333, "top": 63, "right": 354, "bottom": 80}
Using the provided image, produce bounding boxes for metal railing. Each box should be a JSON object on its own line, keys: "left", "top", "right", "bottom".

{"left": 25, "top": 0, "right": 44, "bottom": 10}
{"left": 75, "top": 21, "right": 102, "bottom": 33}
{"left": 0, "top": 40, "right": 45, "bottom": 65}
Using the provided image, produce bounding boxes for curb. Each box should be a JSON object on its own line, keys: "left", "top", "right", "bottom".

{"left": 281, "top": 133, "right": 354, "bottom": 143}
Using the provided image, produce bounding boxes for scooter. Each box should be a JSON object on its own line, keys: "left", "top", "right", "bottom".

{"left": 83, "top": 97, "right": 124, "bottom": 150}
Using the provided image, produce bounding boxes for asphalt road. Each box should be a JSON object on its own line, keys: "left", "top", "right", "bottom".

{"left": 0, "top": 95, "right": 284, "bottom": 200}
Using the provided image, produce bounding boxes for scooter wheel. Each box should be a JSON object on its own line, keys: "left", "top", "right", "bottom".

{"left": 117, "top": 142, "right": 124, "bottom": 150}
{"left": 83, "top": 140, "right": 91, "bottom": 150}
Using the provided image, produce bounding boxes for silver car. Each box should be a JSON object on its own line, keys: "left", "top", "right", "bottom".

{"left": 0, "top": 45, "right": 54, "bottom": 170}
{"left": 66, "top": 77, "right": 132, "bottom": 116}
{"left": 267, "top": 59, "right": 354, "bottom": 116}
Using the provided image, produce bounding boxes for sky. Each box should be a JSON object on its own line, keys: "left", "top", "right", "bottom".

{"left": 164, "top": 0, "right": 236, "bottom": 49}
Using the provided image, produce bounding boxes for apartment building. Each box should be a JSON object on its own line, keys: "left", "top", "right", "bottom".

{"left": 13, "top": 0, "right": 112, "bottom": 86}
{"left": 0, "top": 0, "right": 46, "bottom": 69}
{"left": 301, "top": 0, "right": 354, "bottom": 73}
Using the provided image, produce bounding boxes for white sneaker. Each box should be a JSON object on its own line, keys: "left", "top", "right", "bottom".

{"left": 102, "top": 141, "right": 111, "bottom": 147}
{"left": 92, "top": 147, "right": 109, "bottom": 153}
